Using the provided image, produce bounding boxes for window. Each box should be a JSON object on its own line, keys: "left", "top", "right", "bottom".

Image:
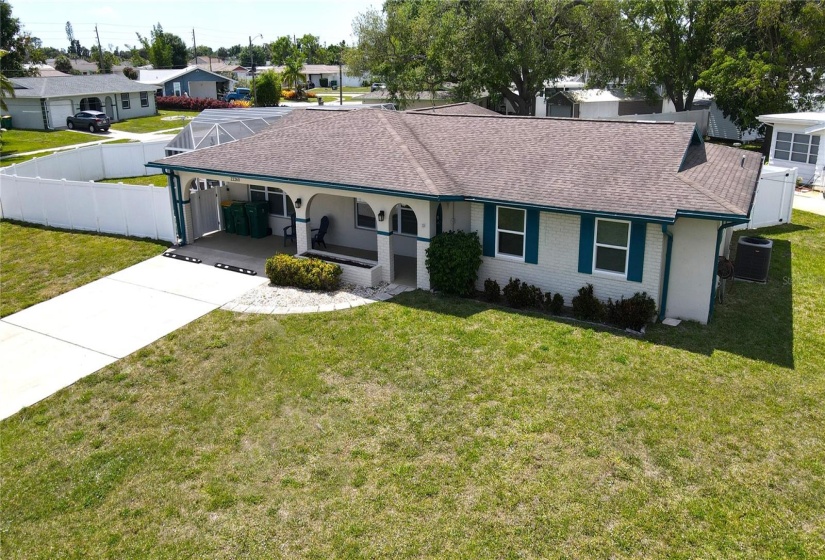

{"left": 121, "top": 93, "right": 130, "bottom": 110}
{"left": 355, "top": 199, "right": 376, "bottom": 229}
{"left": 173, "top": 82, "right": 182, "bottom": 96}
{"left": 594, "top": 218, "right": 630, "bottom": 275}
{"left": 249, "top": 185, "right": 294, "bottom": 217}
{"left": 774, "top": 132, "right": 819, "bottom": 164}
{"left": 496, "top": 206, "right": 525, "bottom": 259}
{"left": 79, "top": 97, "right": 102, "bottom": 111}
{"left": 140, "top": 91, "right": 149, "bottom": 108}
{"left": 390, "top": 205, "right": 417, "bottom": 236}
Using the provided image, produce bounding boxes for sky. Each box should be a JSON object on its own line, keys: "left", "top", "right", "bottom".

{"left": 11, "top": 0, "right": 381, "bottom": 53}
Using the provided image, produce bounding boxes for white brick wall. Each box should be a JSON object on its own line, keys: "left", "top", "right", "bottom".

{"left": 416, "top": 240, "right": 431, "bottom": 290}
{"left": 377, "top": 234, "right": 394, "bottom": 283}
{"left": 469, "top": 203, "right": 663, "bottom": 307}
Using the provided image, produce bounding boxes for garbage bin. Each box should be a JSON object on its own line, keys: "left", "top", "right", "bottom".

{"left": 221, "top": 201, "right": 235, "bottom": 233}
{"left": 231, "top": 202, "right": 249, "bottom": 236}
{"left": 0, "top": 115, "right": 12, "bottom": 129}
{"left": 245, "top": 201, "right": 270, "bottom": 239}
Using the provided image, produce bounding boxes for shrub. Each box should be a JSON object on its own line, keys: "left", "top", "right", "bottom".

{"left": 572, "top": 284, "right": 606, "bottom": 322}
{"left": 156, "top": 96, "right": 233, "bottom": 111}
{"left": 255, "top": 69, "right": 282, "bottom": 107}
{"left": 425, "top": 231, "right": 483, "bottom": 296}
{"left": 281, "top": 89, "right": 297, "bottom": 100}
{"left": 483, "top": 278, "right": 500, "bottom": 302}
{"left": 503, "top": 278, "right": 543, "bottom": 309}
{"left": 545, "top": 292, "right": 564, "bottom": 315}
{"left": 230, "top": 99, "right": 252, "bottom": 108}
{"left": 606, "top": 292, "right": 657, "bottom": 331}
{"left": 265, "top": 254, "right": 342, "bottom": 291}
{"left": 306, "top": 91, "right": 316, "bottom": 99}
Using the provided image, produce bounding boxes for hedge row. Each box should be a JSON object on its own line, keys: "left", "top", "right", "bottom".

{"left": 264, "top": 254, "right": 342, "bottom": 291}
{"left": 156, "top": 96, "right": 235, "bottom": 111}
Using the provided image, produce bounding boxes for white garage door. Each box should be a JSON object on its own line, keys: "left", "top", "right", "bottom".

{"left": 188, "top": 81, "right": 217, "bottom": 99}
{"left": 49, "top": 100, "right": 74, "bottom": 128}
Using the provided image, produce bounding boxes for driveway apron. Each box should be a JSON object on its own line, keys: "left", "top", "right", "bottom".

{"left": 0, "top": 255, "right": 266, "bottom": 420}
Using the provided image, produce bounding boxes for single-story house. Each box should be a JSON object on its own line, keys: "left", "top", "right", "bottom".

{"left": 542, "top": 89, "right": 665, "bottom": 119}
{"left": 189, "top": 57, "right": 248, "bottom": 79}
{"left": 149, "top": 104, "right": 762, "bottom": 324}
{"left": 138, "top": 67, "right": 233, "bottom": 99}
{"left": 5, "top": 74, "right": 157, "bottom": 130}
{"left": 757, "top": 112, "right": 824, "bottom": 186}
{"left": 361, "top": 89, "right": 491, "bottom": 111}
{"left": 245, "top": 64, "right": 365, "bottom": 88}
{"left": 23, "top": 63, "right": 70, "bottom": 77}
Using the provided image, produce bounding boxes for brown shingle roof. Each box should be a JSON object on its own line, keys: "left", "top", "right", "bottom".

{"left": 153, "top": 109, "right": 761, "bottom": 221}
{"left": 406, "top": 102, "right": 499, "bottom": 116}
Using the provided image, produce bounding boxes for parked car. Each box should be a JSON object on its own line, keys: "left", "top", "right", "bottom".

{"left": 371, "top": 82, "right": 387, "bottom": 92}
{"left": 224, "top": 88, "right": 251, "bottom": 102}
{"left": 66, "top": 110, "right": 110, "bottom": 132}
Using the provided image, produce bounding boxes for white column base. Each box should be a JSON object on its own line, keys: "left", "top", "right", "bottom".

{"left": 377, "top": 233, "right": 394, "bottom": 283}
{"left": 416, "top": 239, "right": 430, "bottom": 290}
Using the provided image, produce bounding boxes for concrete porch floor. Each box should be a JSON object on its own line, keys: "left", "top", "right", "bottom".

{"left": 171, "top": 231, "right": 417, "bottom": 287}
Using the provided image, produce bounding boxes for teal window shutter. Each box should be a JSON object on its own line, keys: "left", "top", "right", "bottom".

{"left": 627, "top": 221, "right": 646, "bottom": 282}
{"left": 525, "top": 209, "right": 539, "bottom": 264}
{"left": 483, "top": 203, "right": 496, "bottom": 257}
{"left": 578, "top": 215, "right": 595, "bottom": 274}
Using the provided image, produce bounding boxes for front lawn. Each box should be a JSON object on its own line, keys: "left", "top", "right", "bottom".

{"left": 0, "top": 221, "right": 169, "bottom": 317}
{"left": 1, "top": 212, "right": 823, "bottom": 558}
{"left": 0, "top": 129, "right": 97, "bottom": 158}
{"left": 109, "top": 110, "right": 198, "bottom": 134}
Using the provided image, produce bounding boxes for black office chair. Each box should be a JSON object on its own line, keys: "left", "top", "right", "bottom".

{"left": 311, "top": 216, "right": 329, "bottom": 249}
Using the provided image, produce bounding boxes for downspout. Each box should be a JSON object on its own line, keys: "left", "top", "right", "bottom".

{"left": 174, "top": 173, "right": 188, "bottom": 246}
{"left": 658, "top": 224, "right": 673, "bottom": 321}
{"left": 707, "top": 221, "right": 738, "bottom": 323}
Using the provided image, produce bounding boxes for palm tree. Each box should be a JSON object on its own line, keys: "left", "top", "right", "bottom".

{"left": 0, "top": 50, "right": 16, "bottom": 112}
{"left": 282, "top": 56, "right": 306, "bottom": 91}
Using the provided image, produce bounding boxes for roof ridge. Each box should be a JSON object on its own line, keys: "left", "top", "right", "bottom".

{"left": 375, "top": 110, "right": 443, "bottom": 196}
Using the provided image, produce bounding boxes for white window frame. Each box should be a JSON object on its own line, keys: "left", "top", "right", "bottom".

{"left": 249, "top": 185, "right": 293, "bottom": 217}
{"left": 774, "top": 132, "right": 819, "bottom": 165}
{"left": 391, "top": 205, "right": 417, "bottom": 237}
{"left": 495, "top": 206, "right": 526, "bottom": 261}
{"left": 140, "top": 91, "right": 149, "bottom": 107}
{"left": 593, "top": 218, "right": 630, "bottom": 278}
{"left": 120, "top": 93, "right": 130, "bottom": 110}
{"left": 354, "top": 199, "right": 376, "bottom": 230}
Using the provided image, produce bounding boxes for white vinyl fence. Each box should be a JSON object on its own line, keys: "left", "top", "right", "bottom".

{"left": 0, "top": 140, "right": 176, "bottom": 242}
{"left": 613, "top": 108, "right": 710, "bottom": 137}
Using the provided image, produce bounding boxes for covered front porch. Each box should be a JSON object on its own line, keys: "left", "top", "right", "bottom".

{"left": 172, "top": 230, "right": 418, "bottom": 287}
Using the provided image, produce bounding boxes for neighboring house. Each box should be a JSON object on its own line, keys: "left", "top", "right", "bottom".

{"left": 189, "top": 57, "right": 247, "bottom": 79}
{"left": 542, "top": 89, "right": 665, "bottom": 118}
{"left": 245, "top": 64, "right": 365, "bottom": 88}
{"left": 23, "top": 63, "right": 70, "bottom": 77}
{"left": 757, "top": 112, "right": 825, "bottom": 186}
{"left": 138, "top": 67, "right": 233, "bottom": 99}
{"left": 6, "top": 74, "right": 157, "bottom": 130}
{"left": 361, "top": 89, "right": 490, "bottom": 110}
{"left": 149, "top": 103, "right": 762, "bottom": 324}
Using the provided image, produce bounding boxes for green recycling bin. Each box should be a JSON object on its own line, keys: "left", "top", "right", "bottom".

{"left": 231, "top": 202, "right": 249, "bottom": 236}
{"left": 0, "top": 115, "right": 11, "bottom": 129}
{"left": 221, "top": 203, "right": 236, "bottom": 233}
{"left": 245, "top": 201, "right": 270, "bottom": 239}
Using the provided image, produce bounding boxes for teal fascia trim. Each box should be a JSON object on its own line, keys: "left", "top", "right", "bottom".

{"left": 465, "top": 196, "right": 674, "bottom": 225}
{"left": 376, "top": 230, "right": 393, "bottom": 236}
{"left": 675, "top": 210, "right": 749, "bottom": 223}
{"left": 296, "top": 217, "right": 309, "bottom": 223}
{"left": 659, "top": 224, "right": 673, "bottom": 321}
{"left": 144, "top": 163, "right": 443, "bottom": 202}
{"left": 416, "top": 236, "right": 430, "bottom": 242}
{"left": 708, "top": 221, "right": 737, "bottom": 323}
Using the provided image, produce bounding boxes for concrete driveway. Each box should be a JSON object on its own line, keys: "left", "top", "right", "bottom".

{"left": 0, "top": 255, "right": 266, "bottom": 420}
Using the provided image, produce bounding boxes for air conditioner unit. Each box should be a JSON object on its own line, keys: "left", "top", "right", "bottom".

{"left": 734, "top": 236, "right": 773, "bottom": 283}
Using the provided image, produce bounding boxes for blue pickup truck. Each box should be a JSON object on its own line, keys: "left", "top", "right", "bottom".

{"left": 224, "top": 87, "right": 251, "bottom": 102}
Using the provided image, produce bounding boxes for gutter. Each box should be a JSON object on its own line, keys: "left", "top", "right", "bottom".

{"left": 659, "top": 224, "right": 673, "bottom": 322}
{"left": 707, "top": 221, "right": 738, "bottom": 323}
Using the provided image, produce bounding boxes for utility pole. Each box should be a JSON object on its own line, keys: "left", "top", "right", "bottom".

{"left": 192, "top": 29, "right": 197, "bottom": 67}
{"left": 95, "top": 25, "right": 106, "bottom": 74}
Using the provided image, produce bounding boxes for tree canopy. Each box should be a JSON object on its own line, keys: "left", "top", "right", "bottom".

{"left": 1, "top": 0, "right": 44, "bottom": 77}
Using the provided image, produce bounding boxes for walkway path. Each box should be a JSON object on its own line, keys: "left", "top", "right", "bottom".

{"left": 793, "top": 189, "right": 825, "bottom": 216}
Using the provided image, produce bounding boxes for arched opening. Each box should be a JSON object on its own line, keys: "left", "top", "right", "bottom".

{"left": 104, "top": 96, "right": 115, "bottom": 120}
{"left": 389, "top": 203, "right": 418, "bottom": 286}
{"left": 79, "top": 97, "right": 102, "bottom": 112}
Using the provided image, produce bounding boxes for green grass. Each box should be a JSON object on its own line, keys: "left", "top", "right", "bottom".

{"left": 309, "top": 86, "right": 370, "bottom": 93}
{"left": 0, "top": 129, "right": 98, "bottom": 158}
{"left": 109, "top": 110, "right": 197, "bottom": 134}
{"left": 1, "top": 212, "right": 823, "bottom": 558}
{"left": 0, "top": 221, "right": 169, "bottom": 317}
{"left": 0, "top": 149, "right": 63, "bottom": 167}
{"left": 97, "top": 174, "right": 168, "bottom": 187}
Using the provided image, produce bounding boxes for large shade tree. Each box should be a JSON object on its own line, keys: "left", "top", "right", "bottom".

{"left": 1, "top": 0, "right": 44, "bottom": 77}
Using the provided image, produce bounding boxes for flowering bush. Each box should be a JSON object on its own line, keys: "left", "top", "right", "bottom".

{"left": 281, "top": 90, "right": 297, "bottom": 100}
{"left": 156, "top": 96, "right": 233, "bottom": 111}
{"left": 306, "top": 91, "right": 316, "bottom": 98}
{"left": 230, "top": 99, "right": 252, "bottom": 108}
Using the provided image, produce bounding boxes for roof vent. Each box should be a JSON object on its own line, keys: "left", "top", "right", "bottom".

{"left": 734, "top": 236, "right": 773, "bottom": 283}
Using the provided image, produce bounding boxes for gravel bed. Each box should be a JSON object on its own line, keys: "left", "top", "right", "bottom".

{"left": 227, "top": 281, "right": 392, "bottom": 309}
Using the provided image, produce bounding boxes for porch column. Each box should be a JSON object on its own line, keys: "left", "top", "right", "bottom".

{"left": 416, "top": 238, "right": 430, "bottom": 290}
{"left": 181, "top": 192, "right": 194, "bottom": 245}
{"left": 377, "top": 231, "right": 395, "bottom": 283}
{"left": 296, "top": 218, "right": 312, "bottom": 254}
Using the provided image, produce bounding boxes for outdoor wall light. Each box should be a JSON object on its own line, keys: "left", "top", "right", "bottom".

{"left": 295, "top": 198, "right": 302, "bottom": 208}
{"left": 377, "top": 210, "right": 385, "bottom": 222}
